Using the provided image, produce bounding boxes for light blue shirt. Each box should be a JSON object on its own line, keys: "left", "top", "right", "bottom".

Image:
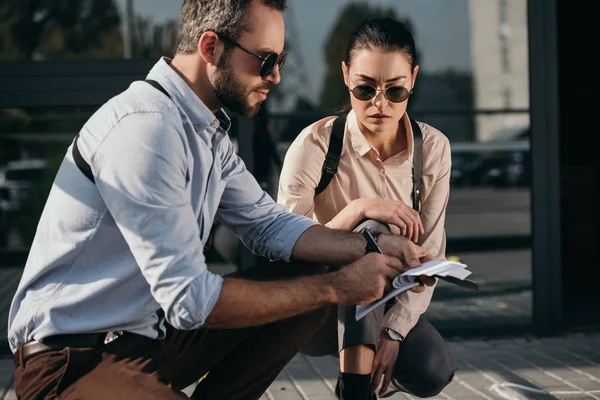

{"left": 7, "top": 58, "right": 318, "bottom": 353}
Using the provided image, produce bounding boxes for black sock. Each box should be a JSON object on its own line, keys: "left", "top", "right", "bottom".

{"left": 335, "top": 372, "right": 376, "bottom": 400}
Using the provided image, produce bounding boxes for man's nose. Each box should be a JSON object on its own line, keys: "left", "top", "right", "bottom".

{"left": 264, "top": 66, "right": 281, "bottom": 85}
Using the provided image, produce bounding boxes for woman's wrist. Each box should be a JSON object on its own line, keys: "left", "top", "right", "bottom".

{"left": 350, "top": 198, "right": 367, "bottom": 222}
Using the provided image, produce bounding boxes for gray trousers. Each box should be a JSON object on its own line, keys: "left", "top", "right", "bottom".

{"left": 300, "top": 220, "right": 457, "bottom": 398}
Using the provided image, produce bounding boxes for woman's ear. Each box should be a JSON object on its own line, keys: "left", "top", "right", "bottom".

{"left": 411, "top": 65, "right": 420, "bottom": 89}
{"left": 342, "top": 61, "right": 350, "bottom": 87}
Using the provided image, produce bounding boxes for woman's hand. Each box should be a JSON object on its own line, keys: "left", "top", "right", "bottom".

{"left": 371, "top": 332, "right": 401, "bottom": 396}
{"left": 358, "top": 198, "right": 424, "bottom": 243}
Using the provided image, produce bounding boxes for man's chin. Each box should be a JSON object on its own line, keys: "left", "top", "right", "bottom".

{"left": 243, "top": 100, "right": 263, "bottom": 117}
{"left": 224, "top": 99, "right": 262, "bottom": 117}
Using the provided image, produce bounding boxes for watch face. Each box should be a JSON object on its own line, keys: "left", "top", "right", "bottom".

{"left": 385, "top": 329, "right": 403, "bottom": 341}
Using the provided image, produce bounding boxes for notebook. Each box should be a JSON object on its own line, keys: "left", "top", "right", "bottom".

{"left": 355, "top": 259, "right": 479, "bottom": 321}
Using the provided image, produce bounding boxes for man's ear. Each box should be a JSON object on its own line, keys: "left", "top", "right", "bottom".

{"left": 342, "top": 61, "right": 349, "bottom": 87}
{"left": 198, "top": 31, "right": 220, "bottom": 65}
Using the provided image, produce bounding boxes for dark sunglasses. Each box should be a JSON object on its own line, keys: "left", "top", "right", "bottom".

{"left": 217, "top": 34, "right": 287, "bottom": 78}
{"left": 349, "top": 82, "right": 413, "bottom": 103}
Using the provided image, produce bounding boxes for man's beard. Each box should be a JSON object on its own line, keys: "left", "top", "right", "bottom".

{"left": 213, "top": 55, "right": 265, "bottom": 117}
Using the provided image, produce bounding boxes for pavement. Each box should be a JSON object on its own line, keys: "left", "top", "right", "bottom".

{"left": 0, "top": 332, "right": 599, "bottom": 399}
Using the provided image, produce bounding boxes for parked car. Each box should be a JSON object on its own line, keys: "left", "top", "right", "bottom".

{"left": 485, "top": 150, "right": 531, "bottom": 187}
{"left": 450, "top": 152, "right": 503, "bottom": 187}
{"left": 0, "top": 159, "right": 47, "bottom": 247}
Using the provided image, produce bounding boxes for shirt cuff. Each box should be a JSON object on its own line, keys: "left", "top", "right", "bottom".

{"left": 271, "top": 216, "right": 319, "bottom": 262}
{"left": 382, "top": 309, "right": 417, "bottom": 339}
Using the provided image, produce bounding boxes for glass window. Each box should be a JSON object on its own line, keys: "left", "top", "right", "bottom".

{"left": 0, "top": 0, "right": 533, "bottom": 342}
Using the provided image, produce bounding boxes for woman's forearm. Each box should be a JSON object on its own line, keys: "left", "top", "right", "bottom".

{"left": 327, "top": 199, "right": 365, "bottom": 231}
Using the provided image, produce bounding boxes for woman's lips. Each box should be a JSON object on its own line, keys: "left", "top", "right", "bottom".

{"left": 368, "top": 114, "right": 391, "bottom": 122}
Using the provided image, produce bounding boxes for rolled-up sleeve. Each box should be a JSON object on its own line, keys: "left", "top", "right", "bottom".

{"left": 216, "top": 138, "right": 318, "bottom": 261}
{"left": 92, "top": 111, "right": 223, "bottom": 330}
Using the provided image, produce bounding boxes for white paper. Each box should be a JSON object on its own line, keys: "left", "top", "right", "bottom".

{"left": 355, "top": 260, "right": 472, "bottom": 321}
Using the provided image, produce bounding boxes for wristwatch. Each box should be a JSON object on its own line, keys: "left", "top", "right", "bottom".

{"left": 382, "top": 328, "right": 404, "bottom": 341}
{"left": 364, "top": 231, "right": 382, "bottom": 254}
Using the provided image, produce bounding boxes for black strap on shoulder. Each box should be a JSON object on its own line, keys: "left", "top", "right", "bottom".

{"left": 144, "top": 79, "right": 171, "bottom": 99}
{"left": 72, "top": 79, "right": 171, "bottom": 184}
{"left": 72, "top": 135, "right": 95, "bottom": 183}
{"left": 410, "top": 118, "right": 423, "bottom": 212}
{"left": 315, "top": 114, "right": 346, "bottom": 195}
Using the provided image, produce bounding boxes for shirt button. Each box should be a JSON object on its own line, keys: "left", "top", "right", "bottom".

{"left": 194, "top": 124, "right": 202, "bottom": 130}
{"left": 211, "top": 120, "right": 219, "bottom": 128}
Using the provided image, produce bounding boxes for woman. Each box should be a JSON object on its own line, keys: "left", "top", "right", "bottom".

{"left": 277, "top": 18, "right": 456, "bottom": 399}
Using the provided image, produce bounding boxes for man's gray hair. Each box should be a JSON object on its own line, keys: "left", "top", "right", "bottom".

{"left": 176, "top": 0, "right": 287, "bottom": 54}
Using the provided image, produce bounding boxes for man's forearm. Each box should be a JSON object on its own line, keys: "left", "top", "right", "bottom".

{"left": 291, "top": 224, "right": 366, "bottom": 266}
{"left": 204, "top": 274, "right": 335, "bottom": 328}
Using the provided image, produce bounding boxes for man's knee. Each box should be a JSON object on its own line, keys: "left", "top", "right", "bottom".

{"left": 284, "top": 306, "right": 330, "bottom": 337}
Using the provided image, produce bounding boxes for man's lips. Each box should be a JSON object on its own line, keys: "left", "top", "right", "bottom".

{"left": 254, "top": 90, "right": 268, "bottom": 99}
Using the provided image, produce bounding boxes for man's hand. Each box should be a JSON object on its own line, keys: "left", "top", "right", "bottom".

{"left": 371, "top": 333, "right": 401, "bottom": 396}
{"left": 329, "top": 253, "right": 405, "bottom": 305}
{"left": 377, "top": 234, "right": 436, "bottom": 293}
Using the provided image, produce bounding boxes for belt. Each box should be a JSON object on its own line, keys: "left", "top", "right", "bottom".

{"left": 17, "top": 332, "right": 123, "bottom": 365}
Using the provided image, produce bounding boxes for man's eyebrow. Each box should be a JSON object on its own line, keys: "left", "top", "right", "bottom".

{"left": 355, "top": 74, "right": 408, "bottom": 82}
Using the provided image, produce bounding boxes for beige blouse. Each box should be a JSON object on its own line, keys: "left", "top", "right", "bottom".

{"left": 277, "top": 110, "right": 452, "bottom": 338}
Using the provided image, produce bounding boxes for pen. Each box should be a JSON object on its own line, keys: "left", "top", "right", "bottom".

{"left": 363, "top": 228, "right": 384, "bottom": 254}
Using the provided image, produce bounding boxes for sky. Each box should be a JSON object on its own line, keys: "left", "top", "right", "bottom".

{"left": 116, "top": 0, "right": 472, "bottom": 103}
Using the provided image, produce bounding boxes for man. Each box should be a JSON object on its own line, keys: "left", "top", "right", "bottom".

{"left": 8, "top": 1, "right": 434, "bottom": 399}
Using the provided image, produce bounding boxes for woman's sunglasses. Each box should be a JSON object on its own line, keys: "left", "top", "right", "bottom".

{"left": 218, "top": 34, "right": 287, "bottom": 78}
{"left": 349, "top": 82, "right": 413, "bottom": 103}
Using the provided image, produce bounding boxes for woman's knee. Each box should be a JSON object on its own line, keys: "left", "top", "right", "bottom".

{"left": 398, "top": 358, "right": 457, "bottom": 398}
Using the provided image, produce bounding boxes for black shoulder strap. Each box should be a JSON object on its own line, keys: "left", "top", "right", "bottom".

{"left": 72, "top": 79, "right": 171, "bottom": 184}
{"left": 144, "top": 79, "right": 171, "bottom": 99}
{"left": 72, "top": 135, "right": 95, "bottom": 183}
{"left": 315, "top": 114, "right": 346, "bottom": 195}
{"left": 410, "top": 118, "right": 423, "bottom": 212}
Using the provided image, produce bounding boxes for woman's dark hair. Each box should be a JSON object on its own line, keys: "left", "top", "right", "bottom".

{"left": 345, "top": 17, "right": 417, "bottom": 69}
{"left": 335, "top": 17, "right": 418, "bottom": 114}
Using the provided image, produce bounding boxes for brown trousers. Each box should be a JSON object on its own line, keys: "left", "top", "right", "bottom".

{"left": 13, "top": 261, "right": 329, "bottom": 400}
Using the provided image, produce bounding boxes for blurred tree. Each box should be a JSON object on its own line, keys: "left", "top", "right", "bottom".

{"left": 0, "top": 0, "right": 123, "bottom": 60}
{"left": 132, "top": 17, "right": 178, "bottom": 59}
{"left": 319, "top": 2, "right": 420, "bottom": 113}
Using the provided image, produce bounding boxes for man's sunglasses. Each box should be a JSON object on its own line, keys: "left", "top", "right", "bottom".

{"left": 349, "top": 82, "right": 413, "bottom": 103}
{"left": 217, "top": 34, "right": 287, "bottom": 78}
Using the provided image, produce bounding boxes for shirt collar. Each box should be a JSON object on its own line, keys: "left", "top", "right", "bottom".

{"left": 346, "top": 110, "right": 372, "bottom": 157}
{"left": 346, "top": 110, "right": 414, "bottom": 162}
{"left": 145, "top": 57, "right": 231, "bottom": 135}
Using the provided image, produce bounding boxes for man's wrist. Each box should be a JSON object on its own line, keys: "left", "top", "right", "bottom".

{"left": 377, "top": 233, "right": 392, "bottom": 254}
